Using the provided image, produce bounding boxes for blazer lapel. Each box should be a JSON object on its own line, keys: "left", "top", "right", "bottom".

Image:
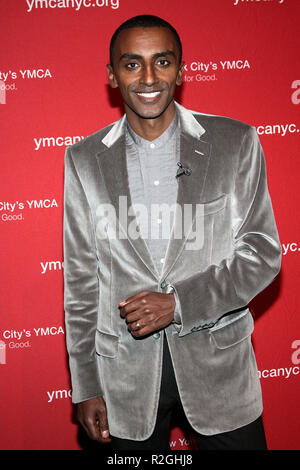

{"left": 96, "top": 119, "right": 160, "bottom": 280}
{"left": 160, "top": 103, "right": 212, "bottom": 280}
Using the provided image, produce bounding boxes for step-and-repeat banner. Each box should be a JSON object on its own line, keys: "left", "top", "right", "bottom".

{"left": 1, "top": 0, "right": 299, "bottom": 451}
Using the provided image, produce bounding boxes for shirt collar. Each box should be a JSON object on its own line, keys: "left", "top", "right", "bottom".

{"left": 125, "top": 109, "right": 179, "bottom": 150}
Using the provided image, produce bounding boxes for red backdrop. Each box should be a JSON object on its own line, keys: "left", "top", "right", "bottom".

{"left": 1, "top": 0, "right": 299, "bottom": 451}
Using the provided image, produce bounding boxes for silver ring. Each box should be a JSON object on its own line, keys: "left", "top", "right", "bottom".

{"left": 136, "top": 321, "right": 142, "bottom": 330}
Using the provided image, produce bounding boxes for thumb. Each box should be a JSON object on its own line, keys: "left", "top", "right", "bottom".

{"left": 97, "top": 410, "right": 110, "bottom": 439}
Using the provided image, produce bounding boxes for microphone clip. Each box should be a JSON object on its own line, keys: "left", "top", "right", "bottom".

{"left": 176, "top": 162, "right": 192, "bottom": 179}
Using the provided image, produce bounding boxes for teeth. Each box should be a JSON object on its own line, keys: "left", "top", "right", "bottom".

{"left": 137, "top": 92, "right": 160, "bottom": 98}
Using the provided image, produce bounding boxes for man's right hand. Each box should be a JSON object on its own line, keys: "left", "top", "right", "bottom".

{"left": 77, "top": 396, "right": 111, "bottom": 444}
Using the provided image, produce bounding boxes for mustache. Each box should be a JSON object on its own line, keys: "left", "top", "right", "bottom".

{"left": 130, "top": 86, "right": 166, "bottom": 94}
{"left": 134, "top": 90, "right": 163, "bottom": 94}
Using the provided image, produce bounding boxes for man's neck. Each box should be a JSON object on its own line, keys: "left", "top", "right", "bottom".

{"left": 125, "top": 100, "right": 176, "bottom": 142}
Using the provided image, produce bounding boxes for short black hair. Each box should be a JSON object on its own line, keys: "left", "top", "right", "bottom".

{"left": 109, "top": 15, "right": 182, "bottom": 67}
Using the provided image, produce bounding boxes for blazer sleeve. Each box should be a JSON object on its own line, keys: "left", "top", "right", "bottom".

{"left": 63, "top": 147, "right": 103, "bottom": 403}
{"left": 171, "top": 126, "right": 282, "bottom": 337}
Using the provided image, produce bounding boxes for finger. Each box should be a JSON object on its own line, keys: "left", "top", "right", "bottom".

{"left": 126, "top": 308, "right": 152, "bottom": 326}
{"left": 120, "top": 299, "right": 148, "bottom": 318}
{"left": 130, "top": 324, "right": 153, "bottom": 337}
{"left": 118, "top": 290, "right": 149, "bottom": 308}
{"left": 120, "top": 301, "right": 145, "bottom": 319}
{"left": 125, "top": 300, "right": 153, "bottom": 322}
{"left": 96, "top": 411, "right": 111, "bottom": 443}
{"left": 128, "top": 320, "right": 144, "bottom": 332}
{"left": 119, "top": 302, "right": 138, "bottom": 318}
{"left": 82, "top": 415, "right": 102, "bottom": 441}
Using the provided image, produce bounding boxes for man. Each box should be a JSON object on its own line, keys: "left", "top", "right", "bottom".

{"left": 63, "top": 15, "right": 281, "bottom": 450}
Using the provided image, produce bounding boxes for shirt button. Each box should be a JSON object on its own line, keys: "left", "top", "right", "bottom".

{"left": 150, "top": 143, "right": 155, "bottom": 149}
{"left": 154, "top": 180, "right": 159, "bottom": 186}
{"left": 160, "top": 258, "right": 165, "bottom": 264}
{"left": 153, "top": 332, "right": 160, "bottom": 339}
{"left": 160, "top": 280, "right": 167, "bottom": 289}
{"left": 157, "top": 218, "right": 162, "bottom": 224}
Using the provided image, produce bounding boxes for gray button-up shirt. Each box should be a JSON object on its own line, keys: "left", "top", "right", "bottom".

{"left": 125, "top": 111, "right": 181, "bottom": 323}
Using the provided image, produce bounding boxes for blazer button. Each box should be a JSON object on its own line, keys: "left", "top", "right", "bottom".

{"left": 153, "top": 332, "right": 160, "bottom": 339}
{"left": 160, "top": 280, "right": 167, "bottom": 289}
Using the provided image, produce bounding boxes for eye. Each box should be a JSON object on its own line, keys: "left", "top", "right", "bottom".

{"left": 125, "top": 62, "right": 139, "bottom": 70}
{"left": 157, "top": 59, "right": 170, "bottom": 66}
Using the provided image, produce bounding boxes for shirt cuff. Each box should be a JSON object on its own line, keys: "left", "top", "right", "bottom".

{"left": 166, "top": 284, "right": 182, "bottom": 324}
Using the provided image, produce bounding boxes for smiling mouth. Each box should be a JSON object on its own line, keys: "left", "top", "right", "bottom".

{"left": 136, "top": 91, "right": 161, "bottom": 98}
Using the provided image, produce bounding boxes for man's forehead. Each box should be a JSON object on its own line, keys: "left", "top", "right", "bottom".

{"left": 114, "top": 26, "right": 178, "bottom": 57}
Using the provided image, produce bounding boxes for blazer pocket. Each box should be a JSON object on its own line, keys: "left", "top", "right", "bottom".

{"left": 95, "top": 329, "right": 119, "bottom": 358}
{"left": 202, "top": 194, "right": 227, "bottom": 216}
{"left": 209, "top": 309, "right": 254, "bottom": 349}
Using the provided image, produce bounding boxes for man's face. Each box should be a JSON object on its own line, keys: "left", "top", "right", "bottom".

{"left": 107, "top": 26, "right": 184, "bottom": 121}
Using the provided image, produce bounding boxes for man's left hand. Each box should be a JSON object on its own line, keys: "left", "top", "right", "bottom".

{"left": 119, "top": 290, "right": 175, "bottom": 337}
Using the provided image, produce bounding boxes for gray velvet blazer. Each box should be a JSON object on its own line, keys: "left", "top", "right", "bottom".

{"left": 63, "top": 102, "right": 281, "bottom": 439}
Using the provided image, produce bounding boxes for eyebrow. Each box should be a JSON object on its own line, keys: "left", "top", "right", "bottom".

{"left": 119, "top": 50, "right": 177, "bottom": 62}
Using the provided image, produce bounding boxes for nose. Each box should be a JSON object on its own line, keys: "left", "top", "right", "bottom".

{"left": 140, "top": 64, "right": 158, "bottom": 86}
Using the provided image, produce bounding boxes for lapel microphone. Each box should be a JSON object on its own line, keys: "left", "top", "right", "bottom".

{"left": 176, "top": 162, "right": 192, "bottom": 179}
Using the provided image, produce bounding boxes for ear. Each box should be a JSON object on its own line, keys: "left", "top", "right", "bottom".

{"left": 106, "top": 64, "right": 119, "bottom": 89}
{"left": 176, "top": 61, "right": 185, "bottom": 86}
